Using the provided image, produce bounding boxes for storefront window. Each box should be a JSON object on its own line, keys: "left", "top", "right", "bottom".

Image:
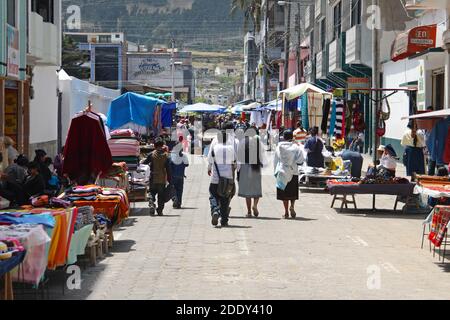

{"left": 31, "top": 0, "right": 54, "bottom": 24}
{"left": 7, "top": 0, "right": 16, "bottom": 27}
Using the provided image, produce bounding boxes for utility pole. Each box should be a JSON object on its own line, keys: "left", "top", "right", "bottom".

{"left": 371, "top": 0, "right": 380, "bottom": 163}
{"left": 171, "top": 38, "right": 175, "bottom": 102}
{"left": 296, "top": 2, "right": 302, "bottom": 85}
{"left": 263, "top": 0, "right": 270, "bottom": 103}
{"left": 283, "top": 2, "right": 291, "bottom": 90}
{"left": 444, "top": 5, "right": 450, "bottom": 109}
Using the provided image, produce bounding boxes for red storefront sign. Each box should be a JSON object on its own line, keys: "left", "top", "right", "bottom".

{"left": 391, "top": 24, "right": 437, "bottom": 62}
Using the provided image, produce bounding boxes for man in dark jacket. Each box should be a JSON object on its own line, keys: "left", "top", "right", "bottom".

{"left": 143, "top": 138, "right": 172, "bottom": 216}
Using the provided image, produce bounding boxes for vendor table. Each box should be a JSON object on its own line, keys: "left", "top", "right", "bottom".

{"left": 415, "top": 185, "right": 450, "bottom": 199}
{"left": 0, "top": 251, "right": 25, "bottom": 300}
{"left": 73, "top": 200, "right": 122, "bottom": 224}
{"left": 0, "top": 225, "right": 50, "bottom": 285}
{"left": 327, "top": 181, "right": 416, "bottom": 212}
{"left": 300, "top": 174, "right": 349, "bottom": 188}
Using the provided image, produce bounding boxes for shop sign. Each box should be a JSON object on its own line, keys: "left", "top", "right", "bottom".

{"left": 347, "top": 77, "right": 370, "bottom": 93}
{"left": 7, "top": 25, "right": 19, "bottom": 79}
{"left": 391, "top": 24, "right": 437, "bottom": 62}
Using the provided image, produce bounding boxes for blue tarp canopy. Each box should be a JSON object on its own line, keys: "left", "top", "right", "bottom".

{"left": 161, "top": 102, "right": 178, "bottom": 128}
{"left": 107, "top": 92, "right": 165, "bottom": 130}
{"left": 178, "top": 103, "right": 226, "bottom": 114}
{"left": 257, "top": 99, "right": 282, "bottom": 111}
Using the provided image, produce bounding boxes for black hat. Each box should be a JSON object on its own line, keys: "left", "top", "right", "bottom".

{"left": 35, "top": 149, "right": 47, "bottom": 158}
{"left": 385, "top": 144, "right": 397, "bottom": 158}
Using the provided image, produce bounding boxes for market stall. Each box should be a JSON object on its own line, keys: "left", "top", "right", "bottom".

{"left": 327, "top": 179, "right": 416, "bottom": 212}
{"left": 279, "top": 83, "right": 333, "bottom": 130}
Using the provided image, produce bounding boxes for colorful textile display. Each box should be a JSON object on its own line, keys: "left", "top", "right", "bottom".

{"left": 428, "top": 206, "right": 450, "bottom": 247}
{"left": 426, "top": 117, "right": 450, "bottom": 166}
{"left": 0, "top": 224, "right": 50, "bottom": 285}
{"left": 301, "top": 94, "right": 309, "bottom": 131}
{"left": 328, "top": 100, "right": 337, "bottom": 136}
{"left": 334, "top": 99, "right": 345, "bottom": 137}
{"left": 108, "top": 138, "right": 140, "bottom": 157}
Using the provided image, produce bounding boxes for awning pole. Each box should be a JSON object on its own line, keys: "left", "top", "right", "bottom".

{"left": 371, "top": 0, "right": 380, "bottom": 164}
{"left": 282, "top": 93, "right": 286, "bottom": 128}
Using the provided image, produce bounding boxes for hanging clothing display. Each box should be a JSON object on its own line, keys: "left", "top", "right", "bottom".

{"left": 328, "top": 100, "right": 337, "bottom": 137}
{"left": 301, "top": 94, "right": 309, "bottom": 131}
{"left": 443, "top": 126, "right": 450, "bottom": 164}
{"left": 63, "top": 111, "right": 113, "bottom": 184}
{"left": 307, "top": 93, "right": 324, "bottom": 130}
{"left": 334, "top": 99, "right": 345, "bottom": 137}
{"left": 427, "top": 117, "right": 450, "bottom": 166}
{"left": 321, "top": 99, "right": 331, "bottom": 133}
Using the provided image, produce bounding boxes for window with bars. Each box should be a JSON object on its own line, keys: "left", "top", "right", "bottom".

{"left": 351, "top": 0, "right": 362, "bottom": 27}
{"left": 332, "top": 1, "right": 342, "bottom": 41}
{"left": 320, "top": 18, "right": 326, "bottom": 51}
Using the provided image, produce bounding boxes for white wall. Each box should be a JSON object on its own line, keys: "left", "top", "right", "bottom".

{"left": 29, "top": 66, "right": 59, "bottom": 144}
{"left": 59, "top": 73, "right": 121, "bottom": 144}
{"left": 382, "top": 59, "right": 420, "bottom": 141}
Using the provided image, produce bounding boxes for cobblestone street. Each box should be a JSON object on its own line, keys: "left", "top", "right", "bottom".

{"left": 40, "top": 155, "right": 450, "bottom": 300}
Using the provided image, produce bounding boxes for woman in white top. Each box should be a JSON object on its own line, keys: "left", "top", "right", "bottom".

{"left": 401, "top": 121, "right": 426, "bottom": 177}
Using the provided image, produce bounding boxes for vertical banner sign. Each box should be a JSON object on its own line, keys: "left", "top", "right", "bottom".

{"left": 7, "top": 25, "right": 19, "bottom": 79}
{"left": 417, "top": 60, "right": 426, "bottom": 111}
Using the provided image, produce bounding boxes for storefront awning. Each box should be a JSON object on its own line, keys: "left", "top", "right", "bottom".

{"left": 279, "top": 83, "right": 333, "bottom": 101}
{"left": 391, "top": 24, "right": 438, "bottom": 62}
{"left": 402, "top": 108, "right": 450, "bottom": 120}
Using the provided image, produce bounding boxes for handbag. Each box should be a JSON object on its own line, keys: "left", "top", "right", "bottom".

{"left": 163, "top": 184, "right": 176, "bottom": 203}
{"left": 212, "top": 150, "right": 236, "bottom": 199}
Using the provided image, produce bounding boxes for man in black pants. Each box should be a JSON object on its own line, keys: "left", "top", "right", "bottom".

{"left": 143, "top": 138, "right": 172, "bottom": 216}
{"left": 207, "top": 122, "right": 238, "bottom": 228}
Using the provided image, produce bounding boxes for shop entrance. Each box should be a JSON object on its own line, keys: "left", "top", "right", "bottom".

{"left": 4, "top": 81, "right": 19, "bottom": 145}
{"left": 432, "top": 70, "right": 444, "bottom": 110}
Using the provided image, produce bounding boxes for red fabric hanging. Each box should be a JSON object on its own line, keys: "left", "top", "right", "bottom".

{"left": 63, "top": 115, "right": 113, "bottom": 183}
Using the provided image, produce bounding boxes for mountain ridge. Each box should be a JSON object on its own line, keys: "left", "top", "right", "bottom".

{"left": 62, "top": 0, "right": 245, "bottom": 51}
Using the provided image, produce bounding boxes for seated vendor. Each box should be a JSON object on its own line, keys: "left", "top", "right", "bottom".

{"left": 304, "top": 127, "right": 325, "bottom": 168}
{"left": 377, "top": 144, "right": 398, "bottom": 178}
{"left": 23, "top": 161, "right": 46, "bottom": 199}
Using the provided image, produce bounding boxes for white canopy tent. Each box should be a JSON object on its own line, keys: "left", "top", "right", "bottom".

{"left": 59, "top": 70, "right": 121, "bottom": 144}
{"left": 279, "top": 83, "right": 333, "bottom": 101}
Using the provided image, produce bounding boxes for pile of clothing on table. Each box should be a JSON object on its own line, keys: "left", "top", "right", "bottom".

{"left": 109, "top": 129, "right": 141, "bottom": 171}
{"left": 360, "top": 176, "right": 410, "bottom": 185}
{"left": 74, "top": 206, "right": 96, "bottom": 231}
{"left": 64, "top": 186, "right": 101, "bottom": 202}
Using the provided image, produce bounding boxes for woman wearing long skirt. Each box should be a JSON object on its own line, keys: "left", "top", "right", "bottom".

{"left": 401, "top": 121, "right": 425, "bottom": 178}
{"left": 237, "top": 128, "right": 267, "bottom": 217}
{"left": 274, "top": 130, "right": 305, "bottom": 219}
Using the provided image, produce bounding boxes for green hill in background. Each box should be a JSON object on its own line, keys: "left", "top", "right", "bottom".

{"left": 62, "top": 0, "right": 245, "bottom": 51}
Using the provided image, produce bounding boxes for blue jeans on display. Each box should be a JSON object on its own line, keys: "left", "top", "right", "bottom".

{"left": 172, "top": 177, "right": 184, "bottom": 206}
{"left": 209, "top": 183, "right": 231, "bottom": 224}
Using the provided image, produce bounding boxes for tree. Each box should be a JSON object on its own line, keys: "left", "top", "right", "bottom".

{"left": 62, "top": 36, "right": 91, "bottom": 80}
{"left": 231, "top": 0, "right": 262, "bottom": 33}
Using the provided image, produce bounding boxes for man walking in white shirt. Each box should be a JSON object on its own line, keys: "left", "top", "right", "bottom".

{"left": 208, "top": 122, "right": 238, "bottom": 228}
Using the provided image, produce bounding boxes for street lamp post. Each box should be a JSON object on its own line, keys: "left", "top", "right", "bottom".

{"left": 171, "top": 38, "right": 175, "bottom": 102}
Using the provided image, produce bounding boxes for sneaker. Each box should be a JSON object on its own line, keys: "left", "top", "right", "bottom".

{"left": 212, "top": 212, "right": 220, "bottom": 226}
{"left": 149, "top": 202, "right": 156, "bottom": 216}
{"left": 221, "top": 221, "right": 229, "bottom": 228}
{"left": 157, "top": 209, "right": 164, "bottom": 216}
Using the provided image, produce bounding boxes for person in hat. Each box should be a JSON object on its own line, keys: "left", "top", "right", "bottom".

{"left": 377, "top": 144, "right": 398, "bottom": 178}
{"left": 3, "top": 137, "right": 19, "bottom": 166}
{"left": 401, "top": 121, "right": 426, "bottom": 177}
{"left": 33, "top": 149, "right": 52, "bottom": 189}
